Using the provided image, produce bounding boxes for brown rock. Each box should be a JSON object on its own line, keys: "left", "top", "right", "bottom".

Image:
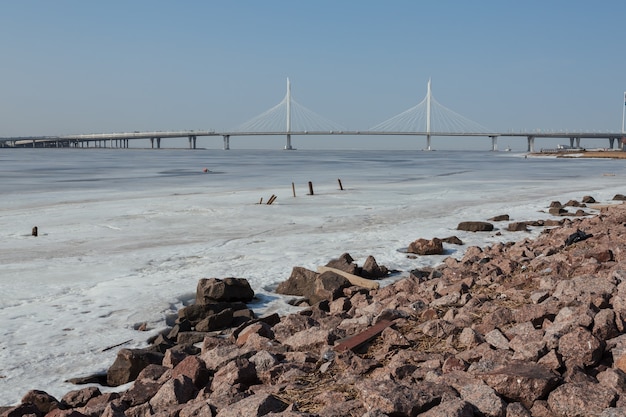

{"left": 177, "top": 331, "right": 210, "bottom": 345}
{"left": 272, "top": 314, "right": 318, "bottom": 343}
{"left": 275, "top": 266, "right": 319, "bottom": 301}
{"left": 81, "top": 392, "right": 120, "bottom": 416}
{"left": 61, "top": 386, "right": 101, "bottom": 409}
{"left": 148, "top": 375, "right": 197, "bottom": 410}
{"left": 210, "top": 358, "right": 258, "bottom": 394}
{"left": 106, "top": 348, "right": 164, "bottom": 387}
{"left": 235, "top": 322, "right": 275, "bottom": 346}
{"left": 421, "top": 319, "right": 457, "bottom": 338}
{"left": 547, "top": 381, "right": 617, "bottom": 417}
{"left": 178, "top": 400, "right": 217, "bottom": 417}
{"left": 213, "top": 393, "right": 287, "bottom": 417}
{"left": 596, "top": 368, "right": 626, "bottom": 395}
{"left": 480, "top": 361, "right": 561, "bottom": 408}
{"left": 508, "top": 222, "right": 529, "bottom": 232}
{"left": 195, "top": 277, "right": 254, "bottom": 304}
{"left": 549, "top": 207, "right": 568, "bottom": 215}
{"left": 361, "top": 255, "right": 389, "bottom": 279}
{"left": 20, "top": 390, "right": 60, "bottom": 414}
{"left": 313, "top": 271, "right": 351, "bottom": 304}
{"left": 200, "top": 344, "right": 253, "bottom": 372}
{"left": 418, "top": 398, "right": 474, "bottom": 416}
{"left": 441, "top": 235, "right": 464, "bottom": 245}
{"left": 505, "top": 402, "right": 532, "bottom": 417}
{"left": 178, "top": 302, "right": 247, "bottom": 327}
{"left": 442, "top": 357, "right": 468, "bottom": 374}
{"left": 457, "top": 221, "right": 494, "bottom": 232}
{"left": 458, "top": 384, "right": 506, "bottom": 417}
{"left": 120, "top": 378, "right": 162, "bottom": 407}
{"left": 195, "top": 308, "right": 234, "bottom": 332}
{"left": 408, "top": 238, "right": 444, "bottom": 255}
{"left": 489, "top": 214, "right": 510, "bottom": 222}
{"left": 558, "top": 326, "right": 604, "bottom": 367}
{"left": 325, "top": 253, "right": 359, "bottom": 275}
{"left": 162, "top": 345, "right": 191, "bottom": 369}
{"left": 356, "top": 379, "right": 457, "bottom": 416}
{"left": 281, "top": 327, "right": 335, "bottom": 352}
{"left": 135, "top": 363, "right": 169, "bottom": 381}
{"left": 171, "top": 355, "right": 210, "bottom": 388}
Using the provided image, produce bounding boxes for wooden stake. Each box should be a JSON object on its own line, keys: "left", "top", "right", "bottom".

{"left": 316, "top": 266, "right": 380, "bottom": 290}
{"left": 267, "top": 195, "right": 277, "bottom": 205}
{"left": 292, "top": 182, "right": 296, "bottom": 197}
{"left": 308, "top": 181, "right": 314, "bottom": 195}
{"left": 259, "top": 197, "right": 263, "bottom": 204}
{"left": 338, "top": 179, "right": 343, "bottom": 190}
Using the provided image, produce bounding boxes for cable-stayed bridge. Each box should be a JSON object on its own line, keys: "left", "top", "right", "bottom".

{"left": 2, "top": 79, "right": 624, "bottom": 152}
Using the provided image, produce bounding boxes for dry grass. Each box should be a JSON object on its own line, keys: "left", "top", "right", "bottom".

{"left": 274, "top": 369, "right": 360, "bottom": 414}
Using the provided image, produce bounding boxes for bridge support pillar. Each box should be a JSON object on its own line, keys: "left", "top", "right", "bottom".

{"left": 150, "top": 138, "right": 155, "bottom": 149}
{"left": 490, "top": 136, "right": 498, "bottom": 151}
{"left": 157, "top": 138, "right": 161, "bottom": 149}
{"left": 609, "top": 137, "right": 616, "bottom": 149}
{"left": 32, "top": 139, "right": 36, "bottom": 148}
{"left": 223, "top": 135, "right": 230, "bottom": 150}
{"left": 570, "top": 137, "right": 581, "bottom": 148}
{"left": 188, "top": 136, "right": 196, "bottom": 149}
{"left": 426, "top": 134, "right": 432, "bottom": 151}
{"left": 527, "top": 136, "right": 535, "bottom": 153}
{"left": 285, "top": 134, "right": 293, "bottom": 150}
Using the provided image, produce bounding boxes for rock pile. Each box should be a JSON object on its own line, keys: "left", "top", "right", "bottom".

{"left": 6, "top": 198, "right": 626, "bottom": 416}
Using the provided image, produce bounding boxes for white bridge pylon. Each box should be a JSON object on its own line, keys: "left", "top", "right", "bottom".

{"left": 231, "top": 78, "right": 492, "bottom": 150}
{"left": 231, "top": 78, "right": 346, "bottom": 149}
{"left": 369, "top": 79, "right": 492, "bottom": 150}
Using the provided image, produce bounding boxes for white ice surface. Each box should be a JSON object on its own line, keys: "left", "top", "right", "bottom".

{"left": 1, "top": 148, "right": 625, "bottom": 405}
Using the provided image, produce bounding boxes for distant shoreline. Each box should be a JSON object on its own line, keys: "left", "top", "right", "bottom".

{"left": 531, "top": 150, "right": 626, "bottom": 159}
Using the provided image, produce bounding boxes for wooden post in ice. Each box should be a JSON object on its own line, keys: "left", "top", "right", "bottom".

{"left": 31, "top": 226, "right": 38, "bottom": 237}
{"left": 292, "top": 182, "right": 296, "bottom": 197}
{"left": 338, "top": 179, "right": 344, "bottom": 191}
{"left": 308, "top": 181, "right": 314, "bottom": 195}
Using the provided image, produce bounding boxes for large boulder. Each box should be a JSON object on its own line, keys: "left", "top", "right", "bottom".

{"left": 356, "top": 379, "right": 457, "bottom": 416}
{"left": 20, "top": 390, "right": 60, "bottom": 414}
{"left": 106, "top": 348, "right": 165, "bottom": 387}
{"left": 196, "top": 277, "right": 254, "bottom": 304}
{"left": 408, "top": 238, "right": 444, "bottom": 255}
{"left": 361, "top": 255, "right": 389, "bottom": 279}
{"left": 178, "top": 302, "right": 248, "bottom": 327}
{"left": 547, "top": 381, "right": 617, "bottom": 417}
{"left": 275, "top": 266, "right": 318, "bottom": 298}
{"left": 276, "top": 267, "right": 350, "bottom": 305}
{"left": 325, "top": 252, "right": 360, "bottom": 275}
{"left": 480, "top": 362, "right": 561, "bottom": 409}
{"left": 457, "top": 221, "right": 494, "bottom": 232}
{"left": 313, "top": 271, "right": 351, "bottom": 304}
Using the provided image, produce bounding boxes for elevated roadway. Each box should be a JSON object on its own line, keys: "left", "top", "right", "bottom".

{"left": 1, "top": 130, "right": 624, "bottom": 152}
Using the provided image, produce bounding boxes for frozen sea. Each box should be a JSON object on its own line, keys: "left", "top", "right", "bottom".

{"left": 1, "top": 147, "right": 625, "bottom": 405}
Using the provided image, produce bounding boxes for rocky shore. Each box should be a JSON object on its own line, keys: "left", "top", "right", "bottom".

{"left": 5, "top": 196, "right": 626, "bottom": 416}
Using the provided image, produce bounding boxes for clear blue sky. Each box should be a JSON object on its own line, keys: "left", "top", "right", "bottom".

{"left": 1, "top": 1, "right": 625, "bottom": 149}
